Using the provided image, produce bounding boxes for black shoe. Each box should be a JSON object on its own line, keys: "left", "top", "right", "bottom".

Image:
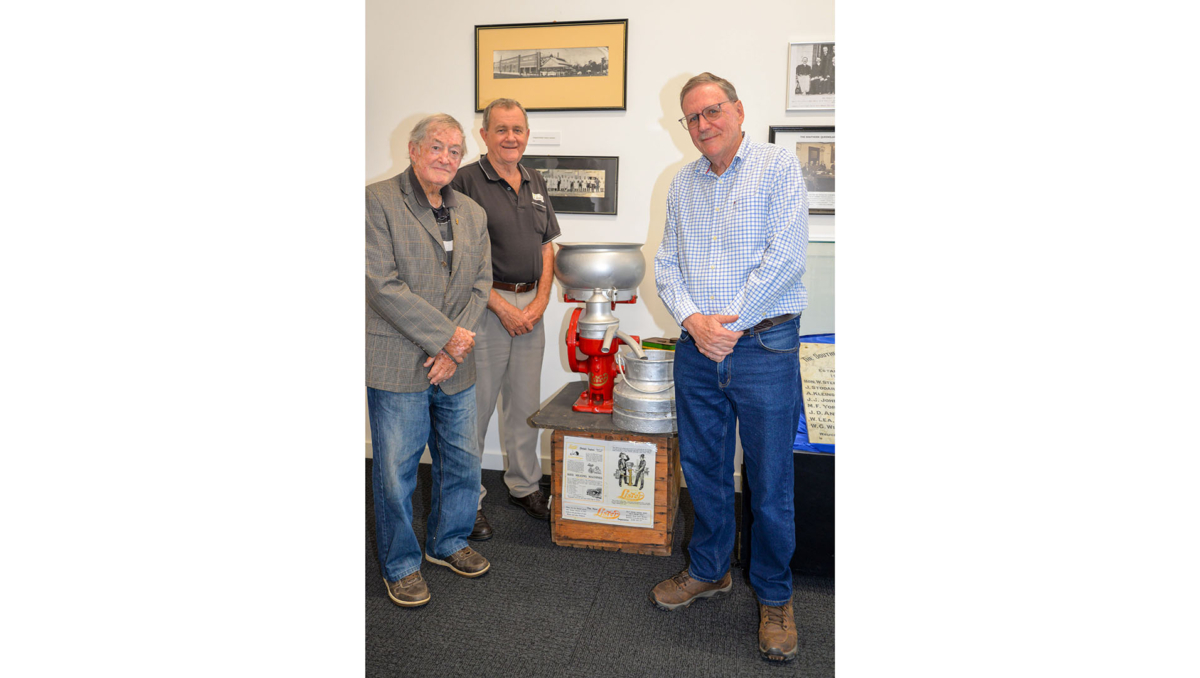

{"left": 508, "top": 489, "right": 550, "bottom": 520}
{"left": 468, "top": 510, "right": 493, "bottom": 541}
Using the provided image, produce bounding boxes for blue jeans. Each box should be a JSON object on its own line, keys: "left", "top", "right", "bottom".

{"left": 674, "top": 317, "right": 803, "bottom": 605}
{"left": 367, "top": 384, "right": 481, "bottom": 582}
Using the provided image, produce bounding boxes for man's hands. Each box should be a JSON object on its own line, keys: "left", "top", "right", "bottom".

{"left": 423, "top": 350, "right": 458, "bottom": 385}
{"left": 426, "top": 326, "right": 476, "bottom": 385}
{"left": 443, "top": 326, "right": 476, "bottom": 362}
{"left": 491, "top": 296, "right": 534, "bottom": 336}
{"left": 682, "top": 313, "right": 743, "bottom": 363}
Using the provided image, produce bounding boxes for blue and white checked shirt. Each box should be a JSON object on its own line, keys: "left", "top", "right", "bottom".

{"left": 654, "top": 135, "right": 809, "bottom": 332}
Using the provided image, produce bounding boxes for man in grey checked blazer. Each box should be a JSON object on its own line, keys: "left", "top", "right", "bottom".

{"left": 366, "top": 113, "right": 493, "bottom": 608}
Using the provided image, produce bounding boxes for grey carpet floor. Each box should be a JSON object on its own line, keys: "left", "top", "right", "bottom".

{"left": 366, "top": 460, "right": 834, "bottom": 677}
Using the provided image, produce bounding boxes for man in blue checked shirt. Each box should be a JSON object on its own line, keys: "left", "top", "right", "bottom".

{"left": 649, "top": 72, "right": 809, "bottom": 663}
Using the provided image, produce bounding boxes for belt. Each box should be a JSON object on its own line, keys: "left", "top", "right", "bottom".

{"left": 748, "top": 313, "right": 799, "bottom": 334}
{"left": 492, "top": 281, "right": 537, "bottom": 293}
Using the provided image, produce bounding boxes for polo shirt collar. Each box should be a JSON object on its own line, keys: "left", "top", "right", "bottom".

{"left": 479, "top": 154, "right": 530, "bottom": 184}
{"left": 406, "top": 165, "right": 458, "bottom": 208}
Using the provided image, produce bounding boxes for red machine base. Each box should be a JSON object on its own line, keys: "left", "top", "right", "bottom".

{"left": 572, "top": 391, "right": 615, "bottom": 414}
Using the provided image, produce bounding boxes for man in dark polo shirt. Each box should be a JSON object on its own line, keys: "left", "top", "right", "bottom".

{"left": 451, "top": 98, "right": 561, "bottom": 538}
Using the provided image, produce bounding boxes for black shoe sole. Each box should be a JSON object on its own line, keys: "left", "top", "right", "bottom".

{"left": 760, "top": 648, "right": 798, "bottom": 662}
{"left": 467, "top": 531, "right": 493, "bottom": 542}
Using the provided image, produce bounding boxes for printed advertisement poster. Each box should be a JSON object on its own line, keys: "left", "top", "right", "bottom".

{"left": 561, "top": 435, "right": 656, "bottom": 528}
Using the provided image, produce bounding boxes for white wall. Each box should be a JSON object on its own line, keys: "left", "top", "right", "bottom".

{"left": 366, "top": 0, "right": 835, "bottom": 475}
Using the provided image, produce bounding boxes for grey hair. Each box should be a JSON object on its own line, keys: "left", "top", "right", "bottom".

{"left": 482, "top": 98, "right": 529, "bottom": 130}
{"left": 409, "top": 113, "right": 464, "bottom": 146}
{"left": 679, "top": 72, "right": 739, "bottom": 107}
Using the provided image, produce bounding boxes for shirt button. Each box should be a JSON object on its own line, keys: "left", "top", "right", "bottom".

{"left": 441, "top": 262, "right": 447, "bottom": 267}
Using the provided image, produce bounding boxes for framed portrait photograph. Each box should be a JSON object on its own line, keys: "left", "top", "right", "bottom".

{"left": 521, "top": 155, "right": 618, "bottom": 215}
{"left": 475, "top": 19, "right": 628, "bottom": 112}
{"left": 770, "top": 126, "right": 834, "bottom": 216}
{"left": 787, "top": 42, "right": 835, "bottom": 111}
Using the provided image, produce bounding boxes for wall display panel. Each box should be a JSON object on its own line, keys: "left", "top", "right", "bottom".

{"left": 787, "top": 41, "right": 835, "bottom": 111}
{"left": 521, "top": 155, "right": 619, "bottom": 215}
{"left": 770, "top": 126, "right": 835, "bottom": 217}
{"left": 475, "top": 19, "right": 628, "bottom": 112}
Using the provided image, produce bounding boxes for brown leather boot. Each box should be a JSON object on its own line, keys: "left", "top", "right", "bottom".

{"left": 384, "top": 572, "right": 430, "bottom": 608}
{"left": 648, "top": 569, "right": 732, "bottom": 611}
{"left": 758, "top": 599, "right": 798, "bottom": 662}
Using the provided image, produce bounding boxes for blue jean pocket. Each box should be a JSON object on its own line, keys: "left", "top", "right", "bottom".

{"left": 755, "top": 324, "right": 800, "bottom": 353}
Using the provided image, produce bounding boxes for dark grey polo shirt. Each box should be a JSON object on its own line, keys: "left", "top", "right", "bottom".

{"left": 451, "top": 154, "right": 561, "bottom": 285}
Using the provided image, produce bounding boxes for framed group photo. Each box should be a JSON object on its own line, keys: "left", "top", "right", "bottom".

{"left": 770, "top": 126, "right": 834, "bottom": 217}
{"left": 475, "top": 19, "right": 628, "bottom": 112}
{"left": 521, "top": 155, "right": 618, "bottom": 215}
{"left": 787, "top": 42, "right": 835, "bottom": 110}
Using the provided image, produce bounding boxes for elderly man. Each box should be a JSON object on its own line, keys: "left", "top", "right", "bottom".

{"left": 451, "top": 98, "right": 560, "bottom": 537}
{"left": 651, "top": 73, "right": 809, "bottom": 662}
{"left": 366, "top": 113, "right": 493, "bottom": 608}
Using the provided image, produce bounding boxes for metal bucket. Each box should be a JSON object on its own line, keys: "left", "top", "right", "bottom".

{"left": 613, "top": 349, "right": 676, "bottom": 434}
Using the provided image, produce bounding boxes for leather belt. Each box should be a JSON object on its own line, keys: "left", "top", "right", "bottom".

{"left": 492, "top": 281, "right": 537, "bottom": 293}
{"left": 748, "top": 313, "right": 799, "bottom": 334}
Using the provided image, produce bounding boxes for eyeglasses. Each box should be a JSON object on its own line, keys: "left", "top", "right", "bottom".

{"left": 678, "top": 100, "right": 735, "bottom": 130}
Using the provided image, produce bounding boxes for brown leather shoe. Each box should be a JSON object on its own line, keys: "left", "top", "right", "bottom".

{"left": 424, "top": 546, "right": 490, "bottom": 578}
{"left": 508, "top": 489, "right": 550, "bottom": 520}
{"left": 758, "top": 599, "right": 798, "bottom": 662}
{"left": 648, "top": 569, "right": 732, "bottom": 611}
{"left": 383, "top": 571, "right": 430, "bottom": 608}
{"left": 468, "top": 510, "right": 492, "bottom": 541}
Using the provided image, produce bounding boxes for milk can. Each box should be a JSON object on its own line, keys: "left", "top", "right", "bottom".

{"left": 612, "top": 348, "right": 676, "bottom": 434}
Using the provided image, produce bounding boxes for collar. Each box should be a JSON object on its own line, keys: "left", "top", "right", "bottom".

{"left": 695, "top": 132, "right": 750, "bottom": 175}
{"left": 405, "top": 166, "right": 458, "bottom": 209}
{"left": 479, "top": 154, "right": 530, "bottom": 184}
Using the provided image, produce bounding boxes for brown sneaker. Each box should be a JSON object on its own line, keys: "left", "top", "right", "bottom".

{"left": 424, "top": 546, "right": 490, "bottom": 578}
{"left": 468, "top": 510, "right": 493, "bottom": 541}
{"left": 758, "top": 599, "right": 798, "bottom": 662}
{"left": 508, "top": 490, "right": 550, "bottom": 520}
{"left": 648, "top": 569, "right": 732, "bottom": 611}
{"left": 383, "top": 571, "right": 430, "bottom": 608}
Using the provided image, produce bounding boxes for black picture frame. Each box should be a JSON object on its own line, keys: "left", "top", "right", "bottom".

{"left": 769, "top": 126, "right": 835, "bottom": 217}
{"left": 521, "top": 155, "right": 618, "bottom": 215}
{"left": 475, "top": 19, "right": 629, "bottom": 112}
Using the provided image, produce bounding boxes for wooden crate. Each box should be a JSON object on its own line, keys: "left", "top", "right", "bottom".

{"left": 549, "top": 429, "right": 681, "bottom": 556}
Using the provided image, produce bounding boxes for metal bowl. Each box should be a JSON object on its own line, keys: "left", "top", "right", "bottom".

{"left": 554, "top": 242, "right": 646, "bottom": 292}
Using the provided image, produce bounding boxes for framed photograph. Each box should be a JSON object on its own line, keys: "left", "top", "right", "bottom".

{"left": 787, "top": 42, "right": 835, "bottom": 110}
{"left": 770, "top": 126, "right": 835, "bottom": 217}
{"left": 521, "top": 155, "right": 618, "bottom": 215}
{"left": 475, "top": 19, "right": 628, "bottom": 112}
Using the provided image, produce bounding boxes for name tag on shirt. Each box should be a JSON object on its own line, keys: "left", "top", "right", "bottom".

{"left": 532, "top": 192, "right": 544, "bottom": 203}
{"left": 443, "top": 240, "right": 453, "bottom": 252}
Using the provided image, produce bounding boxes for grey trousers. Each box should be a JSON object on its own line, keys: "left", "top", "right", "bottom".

{"left": 475, "top": 286, "right": 546, "bottom": 507}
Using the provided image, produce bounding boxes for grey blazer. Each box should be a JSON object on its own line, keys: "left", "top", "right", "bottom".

{"left": 366, "top": 168, "right": 492, "bottom": 395}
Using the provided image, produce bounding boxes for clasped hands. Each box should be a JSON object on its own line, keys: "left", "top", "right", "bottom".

{"left": 424, "top": 325, "right": 476, "bottom": 385}
{"left": 493, "top": 296, "right": 546, "bottom": 337}
{"left": 682, "top": 313, "right": 743, "bottom": 363}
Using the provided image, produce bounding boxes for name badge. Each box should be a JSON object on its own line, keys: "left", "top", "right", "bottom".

{"left": 532, "top": 192, "right": 544, "bottom": 203}
{"left": 443, "top": 240, "right": 453, "bottom": 251}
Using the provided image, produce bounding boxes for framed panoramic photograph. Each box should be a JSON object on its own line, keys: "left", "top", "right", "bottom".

{"left": 770, "top": 126, "right": 835, "bottom": 218}
{"left": 475, "top": 19, "right": 628, "bottom": 112}
{"left": 521, "top": 155, "right": 618, "bottom": 215}
{"left": 787, "top": 42, "right": 835, "bottom": 111}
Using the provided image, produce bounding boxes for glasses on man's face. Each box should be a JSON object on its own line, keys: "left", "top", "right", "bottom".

{"left": 679, "top": 100, "right": 734, "bottom": 130}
